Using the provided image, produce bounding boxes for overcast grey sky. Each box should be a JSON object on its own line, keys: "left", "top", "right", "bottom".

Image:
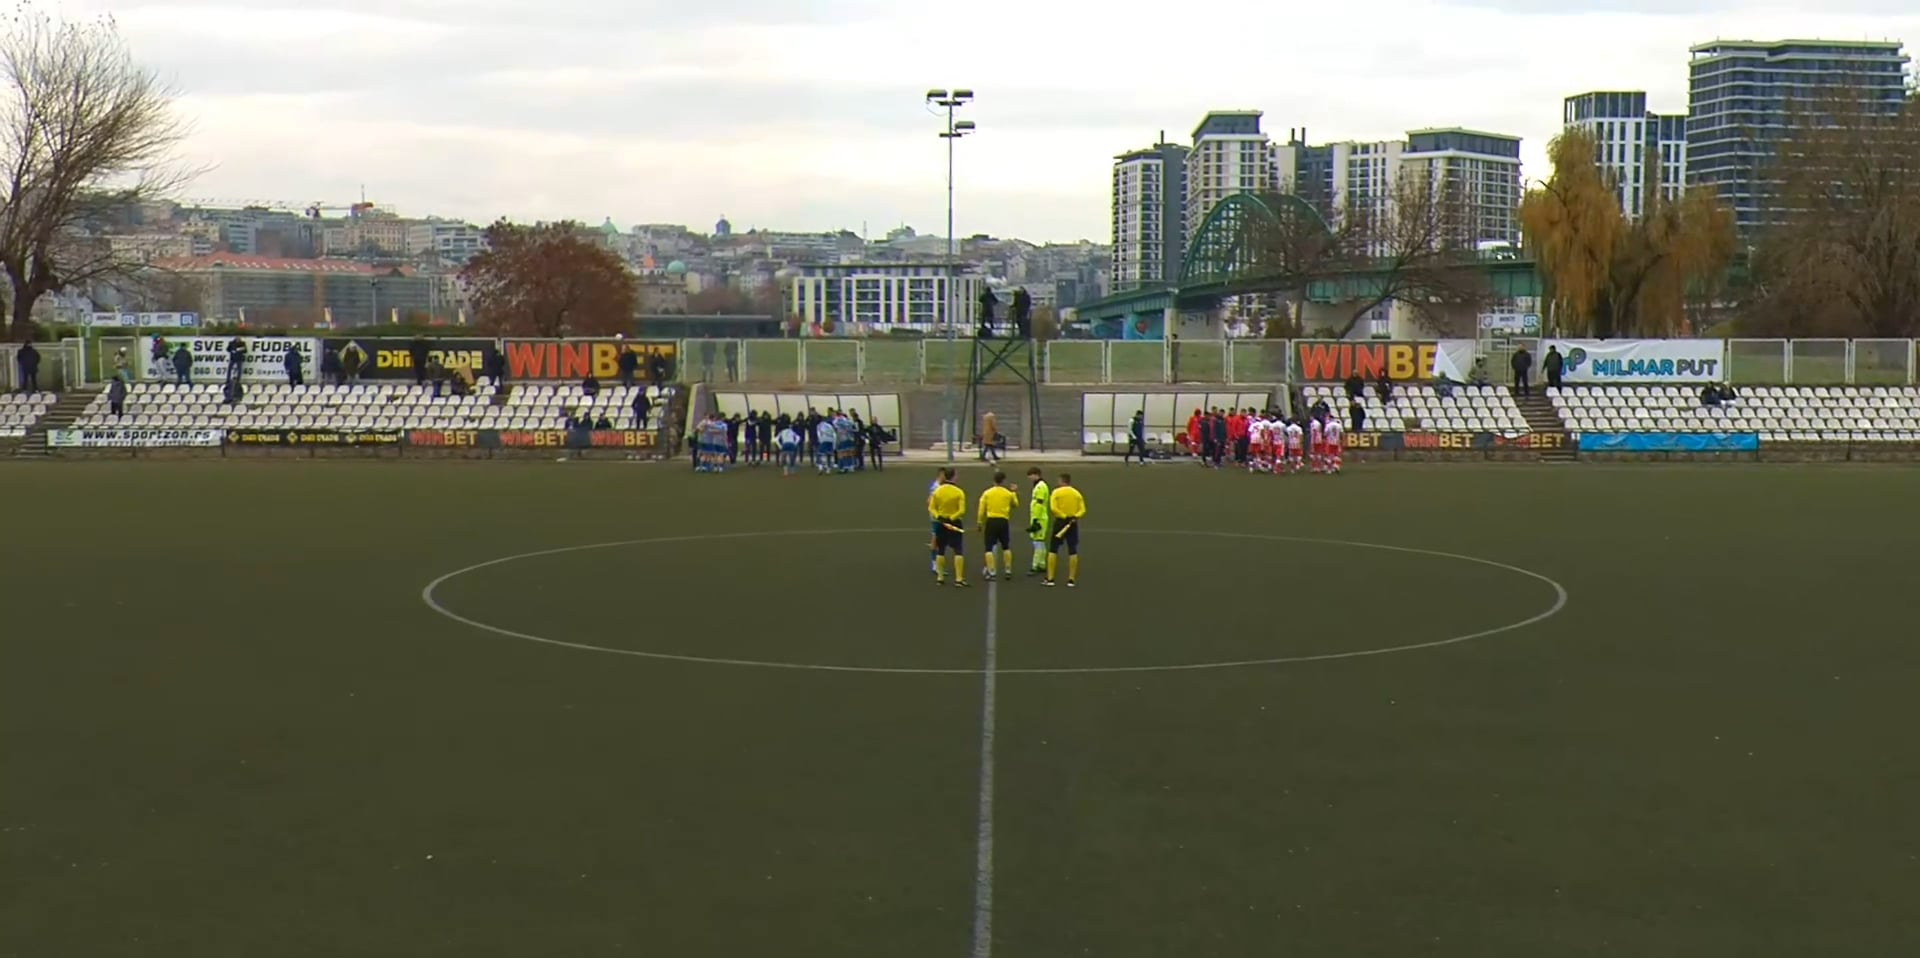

{"left": 73, "top": 0, "right": 1918, "bottom": 242}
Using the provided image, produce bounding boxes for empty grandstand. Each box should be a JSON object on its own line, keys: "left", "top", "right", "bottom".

{"left": 1, "top": 392, "right": 53, "bottom": 438}
{"left": 74, "top": 381, "right": 672, "bottom": 432}
{"left": 1550, "top": 385, "right": 1920, "bottom": 441}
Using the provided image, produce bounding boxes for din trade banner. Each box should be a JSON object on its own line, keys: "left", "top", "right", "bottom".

{"left": 322, "top": 338, "right": 496, "bottom": 380}
{"left": 225, "top": 430, "right": 403, "bottom": 446}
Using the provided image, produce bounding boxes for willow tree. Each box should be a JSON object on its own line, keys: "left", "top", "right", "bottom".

{"left": 1521, "top": 129, "right": 1733, "bottom": 336}
{"left": 0, "top": 6, "right": 193, "bottom": 340}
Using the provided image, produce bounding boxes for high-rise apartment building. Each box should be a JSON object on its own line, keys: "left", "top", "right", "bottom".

{"left": 1109, "top": 136, "right": 1188, "bottom": 289}
{"left": 1563, "top": 91, "right": 1689, "bottom": 219}
{"left": 1398, "top": 128, "right": 1523, "bottom": 246}
{"left": 1687, "top": 39, "right": 1910, "bottom": 232}
{"left": 1185, "top": 111, "right": 1275, "bottom": 247}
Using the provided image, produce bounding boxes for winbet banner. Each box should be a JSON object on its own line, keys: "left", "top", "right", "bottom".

{"left": 1341, "top": 431, "right": 1568, "bottom": 452}
{"left": 405, "top": 429, "right": 656, "bottom": 449}
{"left": 137, "top": 336, "right": 317, "bottom": 383}
{"left": 1546, "top": 339, "right": 1725, "bottom": 383}
{"left": 499, "top": 339, "right": 676, "bottom": 380}
{"left": 1292, "top": 340, "right": 1477, "bottom": 382}
{"left": 322, "top": 338, "right": 496, "bottom": 380}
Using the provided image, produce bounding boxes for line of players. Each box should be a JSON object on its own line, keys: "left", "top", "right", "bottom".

{"left": 1168, "top": 407, "right": 1344, "bottom": 474}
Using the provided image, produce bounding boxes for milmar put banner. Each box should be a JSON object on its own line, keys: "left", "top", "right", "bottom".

{"left": 1547, "top": 339, "right": 1725, "bottom": 383}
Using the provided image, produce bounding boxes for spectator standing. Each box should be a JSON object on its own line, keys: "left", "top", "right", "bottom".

{"left": 112, "top": 347, "right": 130, "bottom": 382}
{"left": 226, "top": 337, "right": 247, "bottom": 383}
{"left": 1343, "top": 373, "right": 1365, "bottom": 400}
{"left": 1349, "top": 398, "right": 1367, "bottom": 433}
{"left": 16, "top": 341, "right": 39, "bottom": 392}
{"left": 1510, "top": 344, "right": 1534, "bottom": 396}
{"left": 149, "top": 337, "right": 169, "bottom": 374}
{"left": 341, "top": 343, "right": 365, "bottom": 383}
{"left": 170, "top": 344, "right": 191, "bottom": 385}
{"left": 1376, "top": 375, "right": 1394, "bottom": 405}
{"left": 865, "top": 418, "right": 890, "bottom": 470}
{"left": 321, "top": 346, "right": 342, "bottom": 386}
{"left": 408, "top": 338, "right": 430, "bottom": 385}
{"left": 617, "top": 345, "right": 639, "bottom": 389}
{"left": 631, "top": 389, "right": 651, "bottom": 429}
{"left": 1543, "top": 345, "right": 1565, "bottom": 390}
{"left": 107, "top": 377, "right": 127, "bottom": 418}
{"left": 284, "top": 345, "right": 304, "bottom": 386}
{"left": 427, "top": 356, "right": 446, "bottom": 398}
{"left": 723, "top": 340, "right": 739, "bottom": 382}
{"left": 1124, "top": 410, "right": 1148, "bottom": 464}
{"left": 647, "top": 352, "right": 668, "bottom": 389}
{"left": 700, "top": 339, "right": 716, "bottom": 381}
{"left": 484, "top": 343, "right": 507, "bottom": 386}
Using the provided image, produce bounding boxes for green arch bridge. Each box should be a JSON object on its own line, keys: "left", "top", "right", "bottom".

{"left": 1077, "top": 192, "right": 1541, "bottom": 326}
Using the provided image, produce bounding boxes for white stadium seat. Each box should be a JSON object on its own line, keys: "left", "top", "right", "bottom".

{"left": 1301, "top": 382, "right": 1531, "bottom": 436}
{"left": 1546, "top": 385, "right": 1920, "bottom": 442}
{"left": 0, "top": 391, "right": 54, "bottom": 438}
{"left": 73, "top": 381, "right": 520, "bottom": 432}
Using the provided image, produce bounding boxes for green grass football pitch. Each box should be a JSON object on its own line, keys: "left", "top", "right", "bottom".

{"left": 5, "top": 458, "right": 1920, "bottom": 957}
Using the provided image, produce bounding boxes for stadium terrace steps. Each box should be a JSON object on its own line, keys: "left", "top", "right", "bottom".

{"left": 10, "top": 390, "right": 94, "bottom": 459}
{"left": 1514, "top": 392, "right": 1576, "bottom": 461}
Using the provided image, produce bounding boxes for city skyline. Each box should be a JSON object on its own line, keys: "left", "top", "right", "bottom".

{"left": 71, "top": 0, "right": 1919, "bottom": 243}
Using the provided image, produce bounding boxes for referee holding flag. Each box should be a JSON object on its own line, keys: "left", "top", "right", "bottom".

{"left": 1044, "top": 473, "right": 1087, "bottom": 588}
{"left": 928, "top": 471, "right": 969, "bottom": 587}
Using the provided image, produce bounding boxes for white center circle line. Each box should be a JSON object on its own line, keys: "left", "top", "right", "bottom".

{"left": 419, "top": 528, "right": 1569, "bottom": 675}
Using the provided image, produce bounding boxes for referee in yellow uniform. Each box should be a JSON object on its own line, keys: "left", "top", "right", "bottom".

{"left": 1044, "top": 472, "right": 1087, "bottom": 588}
{"left": 977, "top": 471, "right": 1018, "bottom": 581}
{"left": 928, "top": 471, "right": 969, "bottom": 587}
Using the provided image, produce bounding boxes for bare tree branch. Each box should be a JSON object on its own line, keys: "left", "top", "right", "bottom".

{"left": 1327, "top": 172, "right": 1491, "bottom": 338}
{"left": 0, "top": 3, "right": 198, "bottom": 339}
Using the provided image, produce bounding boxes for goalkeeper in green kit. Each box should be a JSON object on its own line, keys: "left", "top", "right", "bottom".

{"left": 1024, "top": 467, "right": 1051, "bottom": 576}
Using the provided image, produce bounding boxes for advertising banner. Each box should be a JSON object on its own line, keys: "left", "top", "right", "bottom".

{"left": 225, "top": 429, "right": 402, "bottom": 446}
{"left": 499, "top": 339, "right": 677, "bottom": 381}
{"left": 405, "top": 429, "right": 657, "bottom": 450}
{"left": 1478, "top": 312, "right": 1540, "bottom": 336}
{"left": 1547, "top": 339, "right": 1725, "bottom": 383}
{"left": 85, "top": 312, "right": 201, "bottom": 328}
{"left": 1340, "top": 431, "right": 1567, "bottom": 452}
{"left": 1294, "top": 341, "right": 1452, "bottom": 382}
{"left": 322, "top": 338, "right": 495, "bottom": 380}
{"left": 47, "top": 427, "right": 223, "bottom": 448}
{"left": 1577, "top": 432, "right": 1758, "bottom": 452}
{"left": 137, "top": 336, "right": 316, "bottom": 383}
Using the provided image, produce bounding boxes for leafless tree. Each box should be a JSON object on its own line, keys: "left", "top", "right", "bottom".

{"left": 1327, "top": 173, "right": 1491, "bottom": 338}
{"left": 0, "top": 5, "right": 195, "bottom": 340}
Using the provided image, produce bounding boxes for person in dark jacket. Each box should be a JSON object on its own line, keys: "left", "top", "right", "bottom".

{"left": 865, "top": 420, "right": 890, "bottom": 470}
{"left": 1343, "top": 373, "right": 1365, "bottom": 400}
{"left": 170, "top": 344, "right": 192, "bottom": 385}
{"left": 742, "top": 409, "right": 760, "bottom": 462}
{"left": 723, "top": 340, "right": 739, "bottom": 382}
{"left": 647, "top": 352, "right": 668, "bottom": 389}
{"left": 1124, "top": 410, "right": 1148, "bottom": 464}
{"left": 725, "top": 414, "right": 742, "bottom": 464}
{"left": 107, "top": 377, "right": 127, "bottom": 417}
{"left": 699, "top": 339, "right": 716, "bottom": 381}
{"left": 1543, "top": 345, "right": 1565, "bottom": 389}
{"left": 1349, "top": 398, "right": 1367, "bottom": 433}
{"left": 616, "top": 345, "right": 639, "bottom": 388}
{"left": 1209, "top": 409, "right": 1229, "bottom": 468}
{"left": 320, "top": 346, "right": 342, "bottom": 385}
{"left": 758, "top": 412, "right": 775, "bottom": 463}
{"left": 483, "top": 344, "right": 506, "bottom": 386}
{"left": 581, "top": 374, "right": 600, "bottom": 398}
{"left": 849, "top": 410, "right": 867, "bottom": 470}
{"left": 1511, "top": 344, "right": 1534, "bottom": 396}
{"left": 225, "top": 338, "right": 246, "bottom": 384}
{"left": 631, "top": 389, "right": 651, "bottom": 429}
{"left": 1376, "top": 375, "right": 1394, "bottom": 405}
{"left": 283, "top": 345, "right": 304, "bottom": 387}
{"left": 15, "top": 341, "right": 39, "bottom": 392}
{"left": 593, "top": 414, "right": 612, "bottom": 430}
{"left": 1310, "top": 397, "right": 1332, "bottom": 422}
{"left": 408, "top": 338, "right": 430, "bottom": 385}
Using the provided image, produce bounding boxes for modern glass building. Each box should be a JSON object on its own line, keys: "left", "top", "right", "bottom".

{"left": 1109, "top": 137, "right": 1189, "bottom": 290}
{"left": 1564, "top": 91, "right": 1689, "bottom": 219}
{"left": 1686, "top": 39, "right": 1910, "bottom": 233}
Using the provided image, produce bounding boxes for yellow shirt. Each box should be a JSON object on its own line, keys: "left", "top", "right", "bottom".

{"left": 978, "top": 485, "right": 1017, "bottom": 523}
{"left": 1049, "top": 485, "right": 1087, "bottom": 520}
{"left": 928, "top": 482, "right": 966, "bottom": 521}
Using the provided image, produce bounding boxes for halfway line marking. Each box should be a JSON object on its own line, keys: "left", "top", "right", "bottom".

{"left": 969, "top": 579, "right": 999, "bottom": 958}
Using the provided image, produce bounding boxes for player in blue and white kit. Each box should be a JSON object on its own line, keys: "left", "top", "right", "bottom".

{"left": 776, "top": 423, "right": 803, "bottom": 476}
{"left": 814, "top": 415, "right": 837, "bottom": 475}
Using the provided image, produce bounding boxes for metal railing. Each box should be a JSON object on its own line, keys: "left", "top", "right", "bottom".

{"left": 665, "top": 337, "right": 1920, "bottom": 387}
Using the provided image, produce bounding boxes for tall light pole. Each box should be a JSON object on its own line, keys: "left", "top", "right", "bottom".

{"left": 928, "top": 88, "right": 974, "bottom": 462}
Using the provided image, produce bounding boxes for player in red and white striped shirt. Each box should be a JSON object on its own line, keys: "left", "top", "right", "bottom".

{"left": 1308, "top": 417, "right": 1326, "bottom": 473}
{"left": 1323, "top": 417, "right": 1344, "bottom": 473}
